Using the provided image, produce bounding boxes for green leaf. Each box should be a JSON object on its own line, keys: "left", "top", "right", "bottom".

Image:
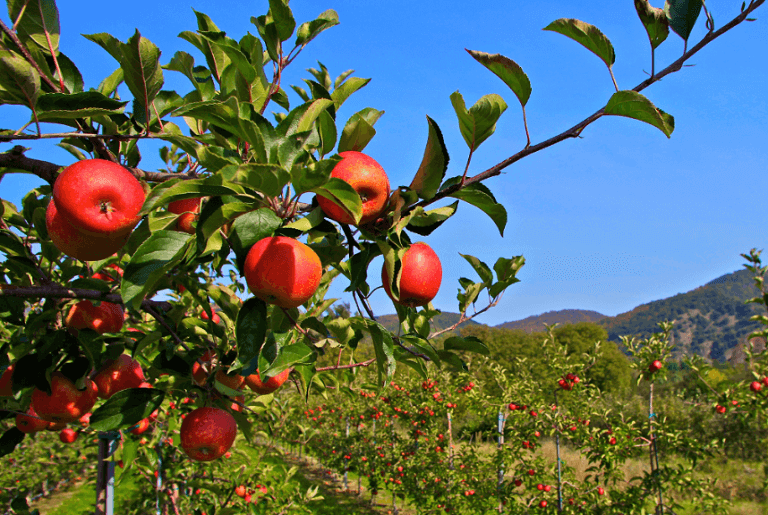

{"left": 544, "top": 18, "right": 616, "bottom": 68}
{"left": 466, "top": 50, "right": 531, "bottom": 107}
{"left": 461, "top": 254, "right": 493, "bottom": 286}
{"left": 635, "top": 0, "right": 670, "bottom": 49}
{"left": 295, "top": 9, "right": 339, "bottom": 46}
{"left": 97, "top": 67, "right": 124, "bottom": 98}
{"left": 187, "top": 11, "right": 231, "bottom": 82}
{"left": 312, "top": 177, "right": 363, "bottom": 225}
{"left": 36, "top": 92, "right": 127, "bottom": 120}
{"left": 235, "top": 298, "right": 268, "bottom": 375}
{"left": 489, "top": 255, "right": 525, "bottom": 298}
{"left": 378, "top": 241, "right": 407, "bottom": 302}
{"left": 331, "top": 77, "right": 370, "bottom": 111}
{"left": 297, "top": 98, "right": 334, "bottom": 133}
{"left": 664, "top": 0, "right": 703, "bottom": 42}
{"left": 7, "top": 0, "right": 60, "bottom": 55}
{"left": 604, "top": 90, "right": 674, "bottom": 138}
{"left": 268, "top": 0, "right": 296, "bottom": 42}
{"left": 409, "top": 116, "right": 449, "bottom": 200}
{"left": 172, "top": 97, "right": 245, "bottom": 139}
{"left": 292, "top": 155, "right": 340, "bottom": 196}
{"left": 0, "top": 53, "right": 41, "bottom": 108}
{"left": 220, "top": 163, "right": 291, "bottom": 198}
{"left": 457, "top": 281, "right": 484, "bottom": 314}
{"left": 139, "top": 176, "right": 245, "bottom": 216}
{"left": 440, "top": 177, "right": 507, "bottom": 236}
{"left": 229, "top": 208, "right": 282, "bottom": 271}
{"left": 450, "top": 91, "right": 507, "bottom": 151}
{"left": 0, "top": 427, "right": 25, "bottom": 458}
{"left": 122, "top": 230, "right": 191, "bottom": 310}
{"left": 48, "top": 52, "right": 84, "bottom": 94}
{"left": 89, "top": 388, "right": 165, "bottom": 431}
{"left": 338, "top": 107, "right": 383, "bottom": 153}
{"left": 345, "top": 242, "right": 381, "bottom": 293}
{"left": 406, "top": 201, "right": 458, "bottom": 237}
{"left": 261, "top": 343, "right": 313, "bottom": 377}
{"left": 367, "top": 321, "right": 396, "bottom": 385}
{"left": 444, "top": 335, "right": 490, "bottom": 356}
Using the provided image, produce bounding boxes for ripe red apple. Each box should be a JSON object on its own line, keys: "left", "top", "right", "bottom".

{"left": 79, "top": 413, "right": 91, "bottom": 427}
{"left": 59, "top": 428, "right": 78, "bottom": 444}
{"left": 129, "top": 418, "right": 150, "bottom": 435}
{"left": 649, "top": 360, "right": 663, "bottom": 373}
{"left": 201, "top": 310, "right": 221, "bottom": 324}
{"left": 168, "top": 197, "right": 203, "bottom": 234}
{"left": 381, "top": 242, "right": 442, "bottom": 307}
{"left": 31, "top": 372, "right": 99, "bottom": 423}
{"left": 92, "top": 263, "right": 123, "bottom": 282}
{"left": 65, "top": 300, "right": 124, "bottom": 334}
{"left": 243, "top": 236, "right": 322, "bottom": 309}
{"left": 192, "top": 350, "right": 245, "bottom": 390}
{"left": 597, "top": 487, "right": 605, "bottom": 495}
{"left": 715, "top": 404, "right": 726, "bottom": 414}
{"left": 16, "top": 407, "right": 50, "bottom": 433}
{"left": 52, "top": 159, "right": 145, "bottom": 238}
{"left": 0, "top": 364, "right": 14, "bottom": 397}
{"left": 235, "top": 485, "right": 246, "bottom": 498}
{"left": 180, "top": 407, "right": 237, "bottom": 461}
{"left": 94, "top": 354, "right": 145, "bottom": 399}
{"left": 46, "top": 199, "right": 131, "bottom": 261}
{"left": 243, "top": 368, "right": 291, "bottom": 395}
{"left": 316, "top": 151, "right": 390, "bottom": 225}
{"left": 750, "top": 381, "right": 762, "bottom": 393}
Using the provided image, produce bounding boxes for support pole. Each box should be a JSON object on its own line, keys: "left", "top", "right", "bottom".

{"left": 95, "top": 431, "right": 119, "bottom": 515}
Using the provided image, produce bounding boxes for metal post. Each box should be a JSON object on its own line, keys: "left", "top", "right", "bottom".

{"left": 95, "top": 431, "right": 119, "bottom": 515}
{"left": 344, "top": 416, "right": 350, "bottom": 491}
{"left": 497, "top": 411, "right": 506, "bottom": 513}
{"left": 156, "top": 445, "right": 163, "bottom": 515}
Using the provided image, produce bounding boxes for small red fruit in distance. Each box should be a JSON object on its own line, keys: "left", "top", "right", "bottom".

{"left": 59, "top": 428, "right": 78, "bottom": 444}
{"left": 93, "top": 354, "right": 146, "bottom": 399}
{"left": 31, "top": 372, "right": 99, "bottom": 423}
{"left": 243, "top": 236, "right": 322, "bottom": 309}
{"left": 316, "top": 151, "right": 390, "bottom": 226}
{"left": 539, "top": 500, "right": 547, "bottom": 508}
{"left": 0, "top": 364, "right": 15, "bottom": 397}
{"left": 715, "top": 404, "right": 726, "bottom": 414}
{"left": 597, "top": 487, "right": 605, "bottom": 495}
{"left": 16, "top": 407, "right": 49, "bottom": 433}
{"left": 750, "top": 381, "right": 762, "bottom": 393}
{"left": 180, "top": 407, "right": 237, "bottom": 462}
{"left": 168, "top": 197, "right": 203, "bottom": 234}
{"left": 130, "top": 418, "right": 151, "bottom": 435}
{"left": 52, "top": 159, "right": 145, "bottom": 238}
{"left": 235, "top": 485, "right": 246, "bottom": 498}
{"left": 201, "top": 310, "right": 221, "bottom": 324}
{"left": 382, "top": 242, "right": 442, "bottom": 307}
{"left": 649, "top": 360, "right": 663, "bottom": 373}
{"left": 244, "top": 368, "right": 291, "bottom": 395}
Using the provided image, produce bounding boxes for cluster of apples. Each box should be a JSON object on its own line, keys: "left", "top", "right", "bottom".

{"left": 242, "top": 151, "right": 443, "bottom": 309}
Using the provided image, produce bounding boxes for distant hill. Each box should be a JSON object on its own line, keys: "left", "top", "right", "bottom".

{"left": 494, "top": 309, "right": 607, "bottom": 333}
{"left": 596, "top": 269, "right": 766, "bottom": 362}
{"left": 376, "top": 311, "right": 480, "bottom": 335}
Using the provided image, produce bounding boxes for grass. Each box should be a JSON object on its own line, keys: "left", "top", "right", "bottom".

{"left": 32, "top": 466, "right": 140, "bottom": 515}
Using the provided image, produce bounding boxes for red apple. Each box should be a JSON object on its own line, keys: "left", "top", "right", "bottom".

{"left": 180, "top": 407, "right": 237, "bottom": 461}
{"left": 52, "top": 159, "right": 145, "bottom": 238}
{"left": 243, "top": 368, "right": 291, "bottom": 395}
{"left": 31, "top": 372, "right": 99, "bottom": 423}
{"left": 715, "top": 404, "right": 726, "bottom": 414}
{"left": 79, "top": 413, "right": 91, "bottom": 427}
{"left": 15, "top": 407, "right": 50, "bottom": 433}
{"left": 59, "top": 428, "right": 78, "bottom": 444}
{"left": 65, "top": 300, "right": 124, "bottom": 334}
{"left": 46, "top": 199, "right": 131, "bottom": 261}
{"left": 243, "top": 236, "right": 322, "bottom": 309}
{"left": 750, "top": 381, "right": 762, "bottom": 393}
{"left": 0, "top": 364, "right": 14, "bottom": 397}
{"left": 129, "top": 418, "right": 150, "bottom": 435}
{"left": 381, "top": 242, "right": 442, "bottom": 307}
{"left": 316, "top": 151, "right": 390, "bottom": 225}
{"left": 235, "top": 485, "right": 246, "bottom": 498}
{"left": 649, "top": 360, "right": 663, "bottom": 373}
{"left": 94, "top": 354, "right": 146, "bottom": 399}
{"left": 168, "top": 197, "right": 203, "bottom": 234}
{"left": 201, "top": 310, "right": 221, "bottom": 324}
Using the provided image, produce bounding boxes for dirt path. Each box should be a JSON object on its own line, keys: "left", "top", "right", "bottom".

{"left": 280, "top": 451, "right": 408, "bottom": 515}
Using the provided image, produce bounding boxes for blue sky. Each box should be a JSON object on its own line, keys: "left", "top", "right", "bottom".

{"left": 2, "top": 1, "right": 767, "bottom": 326}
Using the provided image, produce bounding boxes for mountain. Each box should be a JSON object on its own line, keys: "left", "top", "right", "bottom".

{"left": 595, "top": 269, "right": 766, "bottom": 362}
{"left": 494, "top": 309, "right": 607, "bottom": 333}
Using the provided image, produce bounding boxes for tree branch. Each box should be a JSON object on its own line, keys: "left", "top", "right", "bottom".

{"left": 0, "top": 283, "right": 172, "bottom": 312}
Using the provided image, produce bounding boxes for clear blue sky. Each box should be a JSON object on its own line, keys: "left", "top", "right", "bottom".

{"left": 2, "top": 1, "right": 767, "bottom": 326}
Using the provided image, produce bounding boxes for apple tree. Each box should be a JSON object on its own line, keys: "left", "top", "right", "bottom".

{"left": 0, "top": 0, "right": 767, "bottom": 512}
